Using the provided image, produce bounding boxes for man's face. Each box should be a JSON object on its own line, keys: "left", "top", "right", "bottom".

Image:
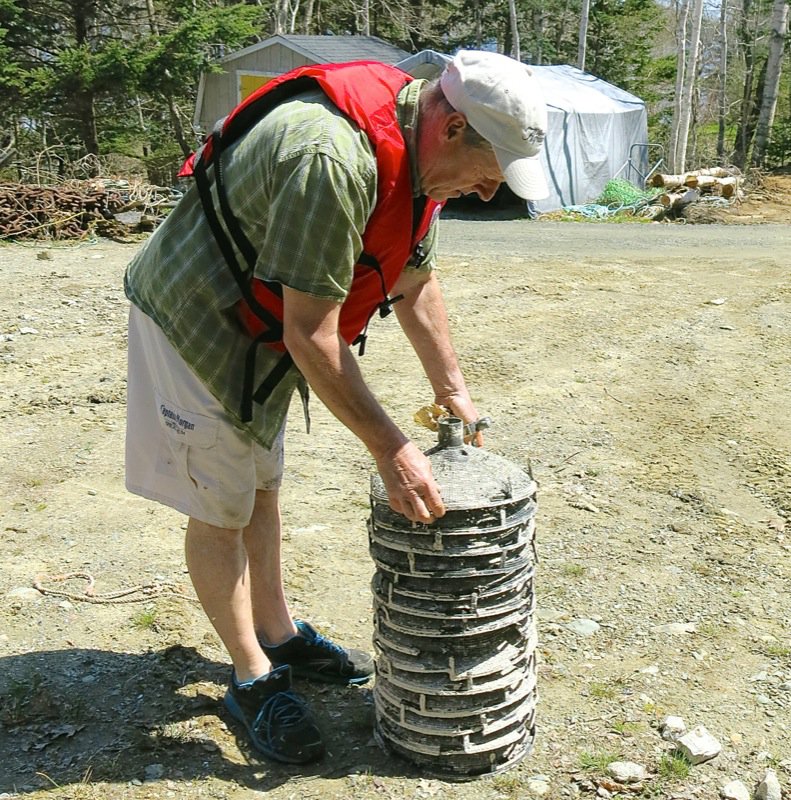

{"left": 418, "top": 113, "right": 506, "bottom": 202}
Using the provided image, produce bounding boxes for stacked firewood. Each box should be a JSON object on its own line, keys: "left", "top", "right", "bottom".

{"left": 649, "top": 167, "right": 743, "bottom": 210}
{"left": 0, "top": 179, "right": 180, "bottom": 240}
{"left": 0, "top": 181, "right": 127, "bottom": 240}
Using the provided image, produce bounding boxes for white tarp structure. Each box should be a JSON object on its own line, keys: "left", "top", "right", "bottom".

{"left": 396, "top": 50, "right": 649, "bottom": 211}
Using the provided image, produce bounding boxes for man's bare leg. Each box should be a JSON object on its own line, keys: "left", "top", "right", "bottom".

{"left": 243, "top": 488, "right": 298, "bottom": 646}
{"left": 185, "top": 518, "right": 271, "bottom": 682}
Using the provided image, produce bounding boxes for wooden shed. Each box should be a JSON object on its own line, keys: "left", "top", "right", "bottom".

{"left": 193, "top": 34, "right": 411, "bottom": 134}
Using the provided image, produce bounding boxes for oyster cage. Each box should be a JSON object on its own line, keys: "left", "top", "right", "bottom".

{"left": 368, "top": 417, "right": 538, "bottom": 779}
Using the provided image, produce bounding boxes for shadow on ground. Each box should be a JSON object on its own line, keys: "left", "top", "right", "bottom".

{"left": 0, "top": 645, "right": 419, "bottom": 795}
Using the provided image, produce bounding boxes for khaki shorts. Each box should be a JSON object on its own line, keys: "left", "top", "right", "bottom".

{"left": 125, "top": 305, "right": 285, "bottom": 529}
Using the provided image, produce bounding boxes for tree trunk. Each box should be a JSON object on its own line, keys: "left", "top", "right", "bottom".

{"left": 751, "top": 0, "right": 789, "bottom": 166}
{"left": 732, "top": 0, "right": 759, "bottom": 167}
{"left": 674, "top": 0, "right": 705, "bottom": 171}
{"left": 273, "top": 0, "right": 289, "bottom": 33}
{"left": 577, "top": 0, "right": 591, "bottom": 70}
{"left": 734, "top": 55, "right": 767, "bottom": 166}
{"left": 165, "top": 96, "right": 193, "bottom": 158}
{"left": 361, "top": 0, "right": 370, "bottom": 35}
{"left": 716, "top": 0, "right": 728, "bottom": 160}
{"left": 71, "top": 0, "right": 100, "bottom": 175}
{"left": 508, "top": 0, "right": 521, "bottom": 60}
{"left": 302, "top": 0, "right": 314, "bottom": 33}
{"left": 669, "top": 0, "right": 690, "bottom": 171}
{"left": 75, "top": 90, "right": 100, "bottom": 173}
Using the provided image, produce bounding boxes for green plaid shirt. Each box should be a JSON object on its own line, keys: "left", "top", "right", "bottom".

{"left": 125, "top": 79, "right": 436, "bottom": 449}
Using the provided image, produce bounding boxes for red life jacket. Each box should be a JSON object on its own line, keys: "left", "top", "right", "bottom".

{"left": 180, "top": 61, "right": 443, "bottom": 422}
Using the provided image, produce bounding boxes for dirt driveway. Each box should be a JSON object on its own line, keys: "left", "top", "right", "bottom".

{"left": 1, "top": 217, "right": 789, "bottom": 800}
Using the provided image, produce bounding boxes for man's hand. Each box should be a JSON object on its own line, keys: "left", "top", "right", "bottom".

{"left": 436, "top": 391, "right": 485, "bottom": 447}
{"left": 393, "top": 272, "right": 484, "bottom": 447}
{"left": 376, "top": 441, "right": 445, "bottom": 523}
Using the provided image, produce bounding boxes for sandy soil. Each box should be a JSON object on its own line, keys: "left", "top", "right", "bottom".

{"left": 1, "top": 209, "right": 790, "bottom": 800}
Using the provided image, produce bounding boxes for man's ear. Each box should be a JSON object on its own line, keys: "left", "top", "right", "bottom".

{"left": 445, "top": 111, "right": 468, "bottom": 141}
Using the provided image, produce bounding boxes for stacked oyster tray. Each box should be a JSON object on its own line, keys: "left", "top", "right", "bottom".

{"left": 368, "top": 416, "right": 538, "bottom": 779}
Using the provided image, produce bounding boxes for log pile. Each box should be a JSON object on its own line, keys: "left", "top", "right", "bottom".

{"left": 649, "top": 167, "right": 743, "bottom": 211}
{"left": 0, "top": 179, "right": 179, "bottom": 241}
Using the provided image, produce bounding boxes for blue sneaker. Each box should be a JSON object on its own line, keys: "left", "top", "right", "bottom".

{"left": 223, "top": 665, "right": 324, "bottom": 764}
{"left": 260, "top": 620, "right": 374, "bottom": 685}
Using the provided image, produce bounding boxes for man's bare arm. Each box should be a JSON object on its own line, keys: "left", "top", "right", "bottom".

{"left": 281, "top": 285, "right": 445, "bottom": 522}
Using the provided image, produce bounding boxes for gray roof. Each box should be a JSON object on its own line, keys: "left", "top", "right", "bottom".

{"left": 223, "top": 34, "right": 411, "bottom": 66}
{"left": 396, "top": 50, "right": 451, "bottom": 80}
{"left": 281, "top": 35, "right": 410, "bottom": 63}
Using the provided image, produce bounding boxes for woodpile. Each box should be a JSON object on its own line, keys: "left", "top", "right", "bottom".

{"left": 649, "top": 167, "right": 743, "bottom": 210}
{"left": 0, "top": 179, "right": 178, "bottom": 241}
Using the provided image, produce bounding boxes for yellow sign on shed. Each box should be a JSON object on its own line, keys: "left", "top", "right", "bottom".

{"left": 239, "top": 73, "right": 275, "bottom": 101}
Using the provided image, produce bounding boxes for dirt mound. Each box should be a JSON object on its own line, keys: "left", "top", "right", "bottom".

{"left": 726, "top": 172, "right": 791, "bottom": 223}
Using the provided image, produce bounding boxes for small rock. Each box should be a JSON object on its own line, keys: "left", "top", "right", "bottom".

{"left": 5, "top": 587, "right": 43, "bottom": 603}
{"left": 720, "top": 779, "right": 750, "bottom": 800}
{"left": 36, "top": 250, "right": 53, "bottom": 260}
{"left": 653, "top": 622, "right": 697, "bottom": 635}
{"left": 754, "top": 768, "right": 782, "bottom": 800}
{"left": 527, "top": 776, "right": 551, "bottom": 797}
{"left": 144, "top": 763, "right": 165, "bottom": 782}
{"left": 57, "top": 600, "right": 74, "bottom": 611}
{"left": 607, "top": 761, "right": 647, "bottom": 784}
{"left": 19, "top": 327, "right": 39, "bottom": 335}
{"left": 675, "top": 725, "right": 721, "bottom": 765}
{"left": 565, "top": 618, "right": 601, "bottom": 636}
{"left": 660, "top": 715, "right": 687, "bottom": 741}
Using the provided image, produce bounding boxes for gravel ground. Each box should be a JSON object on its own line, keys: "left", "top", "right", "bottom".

{"left": 0, "top": 217, "right": 789, "bottom": 800}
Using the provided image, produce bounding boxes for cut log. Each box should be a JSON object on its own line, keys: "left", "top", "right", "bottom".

{"left": 650, "top": 167, "right": 739, "bottom": 189}
{"left": 660, "top": 188, "right": 700, "bottom": 208}
{"left": 651, "top": 173, "right": 688, "bottom": 188}
{"left": 717, "top": 176, "right": 739, "bottom": 198}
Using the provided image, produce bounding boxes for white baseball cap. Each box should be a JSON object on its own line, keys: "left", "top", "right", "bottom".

{"left": 440, "top": 49, "right": 549, "bottom": 200}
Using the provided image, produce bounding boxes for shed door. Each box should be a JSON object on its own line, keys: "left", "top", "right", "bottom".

{"left": 237, "top": 71, "right": 277, "bottom": 103}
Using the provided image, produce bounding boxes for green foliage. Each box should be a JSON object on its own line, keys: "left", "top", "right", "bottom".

{"left": 765, "top": 120, "right": 791, "bottom": 169}
{"left": 579, "top": 750, "right": 623, "bottom": 773}
{"left": 658, "top": 751, "right": 691, "bottom": 780}
{"left": 134, "top": 5, "right": 264, "bottom": 98}
{"left": 0, "top": 0, "right": 779, "bottom": 180}
{"left": 586, "top": 0, "right": 663, "bottom": 96}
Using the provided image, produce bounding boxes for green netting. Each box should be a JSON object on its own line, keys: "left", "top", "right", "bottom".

{"left": 595, "top": 178, "right": 658, "bottom": 207}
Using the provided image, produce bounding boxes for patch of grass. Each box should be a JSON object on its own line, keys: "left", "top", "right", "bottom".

{"left": 611, "top": 719, "right": 641, "bottom": 736}
{"left": 491, "top": 773, "right": 525, "bottom": 797}
{"left": 588, "top": 680, "right": 620, "bottom": 699}
{"left": 562, "top": 563, "right": 588, "bottom": 578}
{"left": 579, "top": 750, "right": 623, "bottom": 773}
{"left": 641, "top": 699, "right": 664, "bottom": 717}
{"left": 637, "top": 780, "right": 667, "bottom": 799}
{"left": 131, "top": 607, "right": 158, "bottom": 630}
{"left": 695, "top": 621, "right": 722, "bottom": 640}
{"left": 658, "top": 751, "right": 691, "bottom": 780}
{"left": 764, "top": 642, "right": 791, "bottom": 658}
